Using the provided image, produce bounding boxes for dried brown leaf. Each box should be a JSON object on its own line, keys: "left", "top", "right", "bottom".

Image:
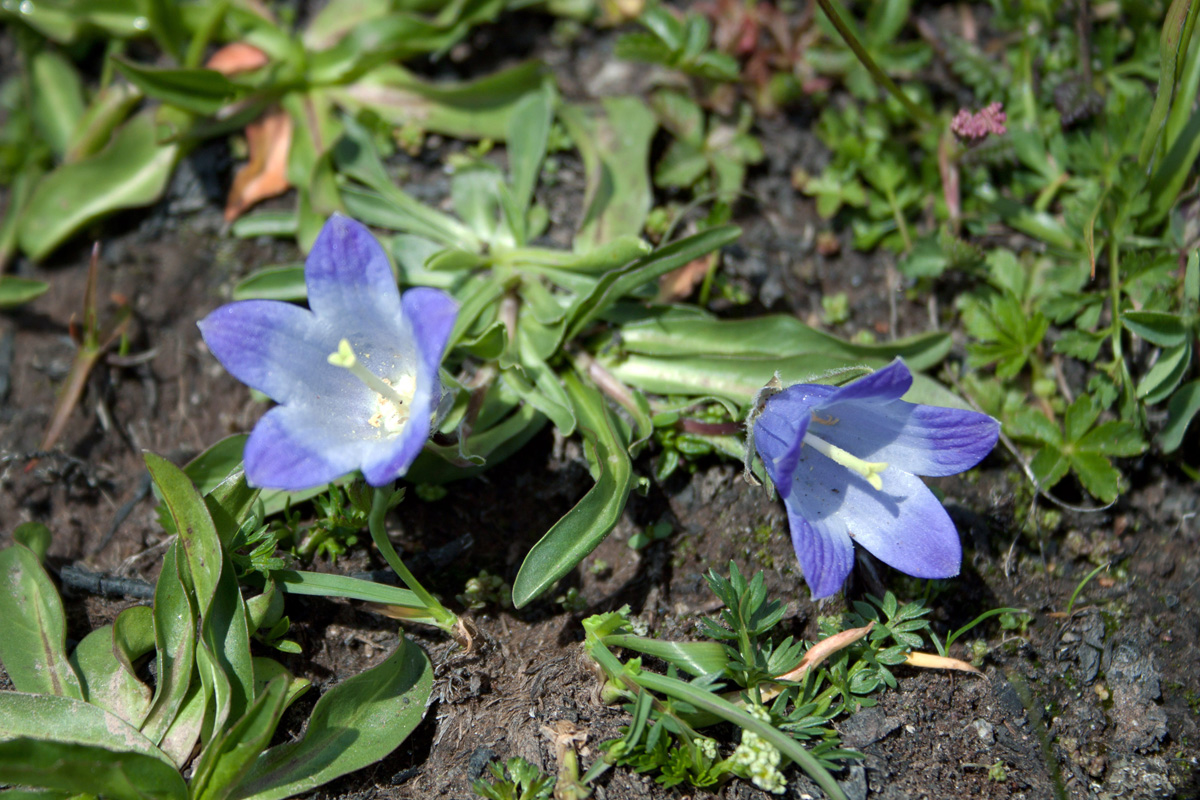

{"left": 656, "top": 253, "right": 715, "bottom": 302}
{"left": 905, "top": 651, "right": 983, "bottom": 675}
{"left": 224, "top": 106, "right": 293, "bottom": 222}
{"left": 205, "top": 42, "right": 269, "bottom": 75}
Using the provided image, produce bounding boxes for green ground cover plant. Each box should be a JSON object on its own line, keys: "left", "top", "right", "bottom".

{"left": 2, "top": 0, "right": 1200, "bottom": 796}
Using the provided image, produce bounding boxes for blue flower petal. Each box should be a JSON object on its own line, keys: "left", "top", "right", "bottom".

{"left": 201, "top": 215, "right": 459, "bottom": 491}
{"left": 359, "top": 288, "right": 458, "bottom": 486}
{"left": 815, "top": 400, "right": 1000, "bottom": 477}
{"left": 198, "top": 300, "right": 352, "bottom": 406}
{"left": 783, "top": 505, "right": 855, "bottom": 599}
{"left": 754, "top": 384, "right": 835, "bottom": 488}
{"left": 785, "top": 448, "right": 962, "bottom": 582}
{"left": 823, "top": 359, "right": 912, "bottom": 404}
{"left": 244, "top": 405, "right": 369, "bottom": 490}
{"left": 305, "top": 214, "right": 406, "bottom": 343}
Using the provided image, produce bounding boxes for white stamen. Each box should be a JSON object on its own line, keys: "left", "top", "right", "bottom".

{"left": 803, "top": 430, "right": 888, "bottom": 490}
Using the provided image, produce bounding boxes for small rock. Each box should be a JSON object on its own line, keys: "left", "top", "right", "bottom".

{"left": 838, "top": 764, "right": 868, "bottom": 800}
{"left": 971, "top": 719, "right": 995, "bottom": 746}
{"left": 1106, "top": 643, "right": 1168, "bottom": 752}
{"left": 837, "top": 707, "right": 901, "bottom": 748}
{"left": 466, "top": 747, "right": 497, "bottom": 781}
{"left": 1099, "top": 756, "right": 1175, "bottom": 799}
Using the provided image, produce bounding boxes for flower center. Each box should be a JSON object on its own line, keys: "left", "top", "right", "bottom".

{"left": 327, "top": 339, "right": 415, "bottom": 434}
{"left": 802, "top": 430, "right": 889, "bottom": 490}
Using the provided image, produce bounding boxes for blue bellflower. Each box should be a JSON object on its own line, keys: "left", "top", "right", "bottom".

{"left": 753, "top": 360, "right": 1000, "bottom": 599}
{"left": 198, "top": 215, "right": 457, "bottom": 491}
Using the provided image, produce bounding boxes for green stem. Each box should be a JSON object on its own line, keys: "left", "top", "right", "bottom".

{"left": 1108, "top": 235, "right": 1137, "bottom": 411}
{"left": 368, "top": 484, "right": 458, "bottom": 632}
{"left": 884, "top": 186, "right": 913, "bottom": 252}
{"left": 814, "top": 0, "right": 936, "bottom": 127}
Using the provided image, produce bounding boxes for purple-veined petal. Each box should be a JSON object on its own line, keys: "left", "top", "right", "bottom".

{"left": 813, "top": 400, "right": 1000, "bottom": 477}
{"left": 782, "top": 504, "right": 856, "bottom": 599}
{"left": 358, "top": 288, "right": 457, "bottom": 485}
{"left": 820, "top": 359, "right": 912, "bottom": 405}
{"left": 244, "top": 405, "right": 370, "bottom": 491}
{"left": 754, "top": 384, "right": 836, "bottom": 488}
{"left": 198, "top": 300, "right": 349, "bottom": 406}
{"left": 786, "top": 448, "right": 962, "bottom": 581}
{"left": 305, "top": 215, "right": 405, "bottom": 341}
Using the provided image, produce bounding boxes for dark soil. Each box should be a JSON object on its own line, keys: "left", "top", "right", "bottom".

{"left": 2, "top": 10, "right": 1199, "bottom": 800}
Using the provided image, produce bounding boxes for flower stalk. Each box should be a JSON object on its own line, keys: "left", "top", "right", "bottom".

{"left": 368, "top": 483, "right": 458, "bottom": 633}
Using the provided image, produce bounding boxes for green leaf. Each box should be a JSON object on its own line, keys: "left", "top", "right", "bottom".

{"left": 599, "top": 635, "right": 727, "bottom": 677}
{"left": 0, "top": 543, "right": 84, "bottom": 698}
{"left": 251, "top": 657, "right": 310, "bottom": 709}
{"left": 1161, "top": 379, "right": 1200, "bottom": 452}
{"left": 273, "top": 569, "right": 421, "bottom": 607}
{"left": 0, "top": 738, "right": 186, "bottom": 800}
{"left": 65, "top": 83, "right": 143, "bottom": 163}
{"left": 233, "top": 265, "right": 307, "bottom": 301}
{"left": 616, "top": 313, "right": 950, "bottom": 369}
{"left": 1076, "top": 421, "right": 1146, "bottom": 457}
{"left": 12, "top": 522, "right": 52, "bottom": 563}
{"left": 147, "top": 453, "right": 222, "bottom": 612}
{"left": 0, "top": 692, "right": 174, "bottom": 766}
{"left": 410, "top": 402, "right": 548, "bottom": 485}
{"left": 230, "top": 637, "right": 433, "bottom": 800}
{"left": 1137, "top": 342, "right": 1191, "bottom": 403}
{"left": 1068, "top": 452, "right": 1123, "bottom": 503}
{"left": 606, "top": 351, "right": 878, "bottom": 404}
{"left": 1123, "top": 311, "right": 1190, "bottom": 347}
{"left": 559, "top": 98, "right": 657, "bottom": 252}
{"left": 139, "top": 542, "right": 199, "bottom": 759}
{"left": 191, "top": 676, "right": 290, "bottom": 800}
{"left": 564, "top": 225, "right": 740, "bottom": 341}
{"left": 19, "top": 111, "right": 179, "bottom": 261}
{"left": 512, "top": 372, "right": 634, "bottom": 607}
{"left": 1006, "top": 409, "right": 1062, "bottom": 446}
{"left": 332, "top": 61, "right": 550, "bottom": 142}
{"left": 148, "top": 454, "right": 253, "bottom": 747}
{"left": 112, "top": 59, "right": 244, "bottom": 116}
{"left": 69, "top": 620, "right": 153, "bottom": 725}
{"left": 506, "top": 84, "right": 554, "bottom": 238}
{"left": 30, "top": 49, "right": 86, "bottom": 159}
{"left": 176, "top": 435, "right": 249, "bottom": 497}
{"left": 1138, "top": 0, "right": 1200, "bottom": 166}
{"left": 0, "top": 277, "right": 50, "bottom": 309}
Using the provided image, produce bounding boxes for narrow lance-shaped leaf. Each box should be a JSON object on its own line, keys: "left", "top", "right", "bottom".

{"left": 512, "top": 372, "right": 635, "bottom": 607}
{"left": 139, "top": 541, "right": 199, "bottom": 753}
{"left": 190, "top": 676, "right": 290, "bottom": 800}
{"left": 0, "top": 543, "right": 84, "bottom": 698}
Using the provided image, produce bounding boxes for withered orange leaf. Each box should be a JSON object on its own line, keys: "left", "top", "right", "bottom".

{"left": 205, "top": 42, "right": 269, "bottom": 75}
{"left": 905, "top": 651, "right": 984, "bottom": 675}
{"left": 224, "top": 106, "right": 293, "bottom": 223}
{"left": 657, "top": 253, "right": 716, "bottom": 302}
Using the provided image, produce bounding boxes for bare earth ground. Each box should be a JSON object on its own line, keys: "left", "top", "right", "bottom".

{"left": 2, "top": 14, "right": 1200, "bottom": 800}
